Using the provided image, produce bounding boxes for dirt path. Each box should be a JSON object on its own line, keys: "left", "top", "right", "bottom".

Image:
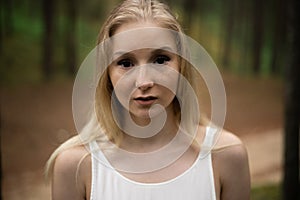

{"left": 1, "top": 73, "right": 283, "bottom": 199}
{"left": 241, "top": 129, "right": 283, "bottom": 185}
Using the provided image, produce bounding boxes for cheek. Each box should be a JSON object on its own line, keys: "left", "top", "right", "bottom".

{"left": 108, "top": 68, "right": 136, "bottom": 109}
{"left": 171, "top": 56, "right": 180, "bottom": 71}
{"left": 109, "top": 68, "right": 131, "bottom": 91}
{"left": 160, "top": 85, "right": 177, "bottom": 104}
{"left": 108, "top": 67, "right": 118, "bottom": 88}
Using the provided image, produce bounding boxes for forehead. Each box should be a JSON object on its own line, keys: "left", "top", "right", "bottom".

{"left": 110, "top": 22, "right": 178, "bottom": 54}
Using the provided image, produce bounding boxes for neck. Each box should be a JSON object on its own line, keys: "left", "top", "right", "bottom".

{"left": 120, "top": 106, "right": 179, "bottom": 153}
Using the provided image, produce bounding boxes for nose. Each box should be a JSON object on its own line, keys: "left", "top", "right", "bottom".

{"left": 135, "top": 66, "right": 154, "bottom": 90}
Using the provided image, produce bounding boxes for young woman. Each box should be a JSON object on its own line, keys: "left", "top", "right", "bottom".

{"left": 46, "top": 0, "right": 250, "bottom": 199}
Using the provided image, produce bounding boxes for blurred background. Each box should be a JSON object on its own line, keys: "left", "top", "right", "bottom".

{"left": 1, "top": 0, "right": 299, "bottom": 199}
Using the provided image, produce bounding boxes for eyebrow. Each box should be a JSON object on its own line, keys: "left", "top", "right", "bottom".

{"left": 112, "top": 46, "right": 176, "bottom": 58}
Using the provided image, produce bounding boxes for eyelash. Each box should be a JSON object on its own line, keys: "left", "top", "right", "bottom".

{"left": 154, "top": 55, "right": 171, "bottom": 65}
{"left": 116, "top": 55, "right": 171, "bottom": 68}
{"left": 117, "top": 59, "right": 134, "bottom": 68}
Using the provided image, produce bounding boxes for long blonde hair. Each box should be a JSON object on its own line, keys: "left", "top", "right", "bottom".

{"left": 45, "top": 0, "right": 206, "bottom": 179}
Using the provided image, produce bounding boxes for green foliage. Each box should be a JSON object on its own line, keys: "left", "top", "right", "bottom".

{"left": 1, "top": 0, "right": 285, "bottom": 86}
{"left": 0, "top": 33, "right": 42, "bottom": 85}
{"left": 251, "top": 184, "right": 281, "bottom": 200}
{"left": 0, "top": 4, "right": 101, "bottom": 85}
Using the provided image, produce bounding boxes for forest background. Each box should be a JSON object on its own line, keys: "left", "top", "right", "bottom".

{"left": 1, "top": 0, "right": 299, "bottom": 199}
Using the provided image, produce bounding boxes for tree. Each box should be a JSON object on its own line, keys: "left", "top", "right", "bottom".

{"left": 231, "top": 0, "right": 251, "bottom": 74}
{"left": 252, "top": 0, "right": 264, "bottom": 74}
{"left": 283, "top": 0, "right": 300, "bottom": 199}
{"left": 2, "top": 0, "right": 14, "bottom": 37}
{"left": 0, "top": 0, "right": 14, "bottom": 55}
{"left": 64, "top": 0, "right": 77, "bottom": 76}
{"left": 221, "top": 0, "right": 236, "bottom": 69}
{"left": 182, "top": 0, "right": 197, "bottom": 34}
{"left": 270, "top": 0, "right": 287, "bottom": 74}
{"left": 42, "top": 0, "right": 55, "bottom": 80}
{"left": 0, "top": 108, "right": 2, "bottom": 200}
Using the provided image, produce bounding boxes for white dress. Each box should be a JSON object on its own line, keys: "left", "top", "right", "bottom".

{"left": 89, "top": 127, "right": 217, "bottom": 200}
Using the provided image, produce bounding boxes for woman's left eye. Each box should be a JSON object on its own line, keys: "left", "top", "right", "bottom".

{"left": 154, "top": 55, "right": 170, "bottom": 65}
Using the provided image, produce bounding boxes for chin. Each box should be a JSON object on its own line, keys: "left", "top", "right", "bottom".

{"left": 130, "top": 110, "right": 151, "bottom": 120}
{"left": 131, "top": 107, "right": 166, "bottom": 122}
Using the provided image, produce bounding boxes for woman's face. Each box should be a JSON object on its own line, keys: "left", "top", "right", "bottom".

{"left": 108, "top": 21, "right": 180, "bottom": 120}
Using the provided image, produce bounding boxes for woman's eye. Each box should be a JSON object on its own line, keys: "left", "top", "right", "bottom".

{"left": 117, "top": 59, "right": 134, "bottom": 68}
{"left": 154, "top": 55, "right": 171, "bottom": 65}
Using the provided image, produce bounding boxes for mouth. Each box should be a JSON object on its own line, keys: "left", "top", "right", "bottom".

{"left": 133, "top": 96, "right": 158, "bottom": 106}
{"left": 134, "top": 96, "right": 158, "bottom": 101}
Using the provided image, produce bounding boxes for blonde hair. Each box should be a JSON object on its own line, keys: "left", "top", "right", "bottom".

{"left": 45, "top": 0, "right": 207, "bottom": 179}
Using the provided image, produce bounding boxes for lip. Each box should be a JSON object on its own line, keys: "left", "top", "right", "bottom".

{"left": 133, "top": 96, "right": 158, "bottom": 106}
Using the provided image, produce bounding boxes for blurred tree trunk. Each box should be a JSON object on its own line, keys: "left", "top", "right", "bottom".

{"left": 0, "top": 109, "right": 2, "bottom": 200}
{"left": 2, "top": 0, "right": 13, "bottom": 37}
{"left": 1, "top": 0, "right": 13, "bottom": 55}
{"left": 221, "top": 0, "right": 236, "bottom": 69}
{"left": 65, "top": 0, "right": 77, "bottom": 76}
{"left": 183, "top": 0, "right": 197, "bottom": 34}
{"left": 239, "top": 0, "right": 251, "bottom": 73}
{"left": 270, "top": 0, "right": 287, "bottom": 74}
{"left": 283, "top": 0, "right": 300, "bottom": 199}
{"left": 252, "top": 0, "right": 264, "bottom": 74}
{"left": 42, "top": 0, "right": 55, "bottom": 80}
{"left": 0, "top": 0, "right": 3, "bottom": 55}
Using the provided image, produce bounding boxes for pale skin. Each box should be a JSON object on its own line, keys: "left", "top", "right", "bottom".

{"left": 52, "top": 21, "right": 251, "bottom": 200}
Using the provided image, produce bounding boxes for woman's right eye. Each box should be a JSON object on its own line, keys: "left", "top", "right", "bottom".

{"left": 117, "top": 59, "right": 134, "bottom": 68}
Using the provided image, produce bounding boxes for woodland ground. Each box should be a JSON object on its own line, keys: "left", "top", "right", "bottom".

{"left": 1, "top": 72, "right": 283, "bottom": 199}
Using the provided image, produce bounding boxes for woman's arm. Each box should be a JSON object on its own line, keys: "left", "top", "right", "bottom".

{"left": 220, "top": 145, "right": 251, "bottom": 200}
{"left": 52, "top": 147, "right": 90, "bottom": 200}
{"left": 213, "top": 132, "right": 251, "bottom": 200}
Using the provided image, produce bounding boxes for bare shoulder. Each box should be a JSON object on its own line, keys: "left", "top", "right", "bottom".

{"left": 53, "top": 145, "right": 91, "bottom": 200}
{"left": 196, "top": 126, "right": 244, "bottom": 149}
{"left": 54, "top": 145, "right": 91, "bottom": 174}
{"left": 214, "top": 129, "right": 243, "bottom": 148}
{"left": 212, "top": 129, "right": 248, "bottom": 170}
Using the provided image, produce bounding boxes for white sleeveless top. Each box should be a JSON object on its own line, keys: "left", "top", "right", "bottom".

{"left": 89, "top": 127, "right": 217, "bottom": 200}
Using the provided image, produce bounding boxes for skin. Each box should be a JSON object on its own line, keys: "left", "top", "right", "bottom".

{"left": 109, "top": 21, "right": 180, "bottom": 127}
{"left": 52, "top": 21, "right": 251, "bottom": 200}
